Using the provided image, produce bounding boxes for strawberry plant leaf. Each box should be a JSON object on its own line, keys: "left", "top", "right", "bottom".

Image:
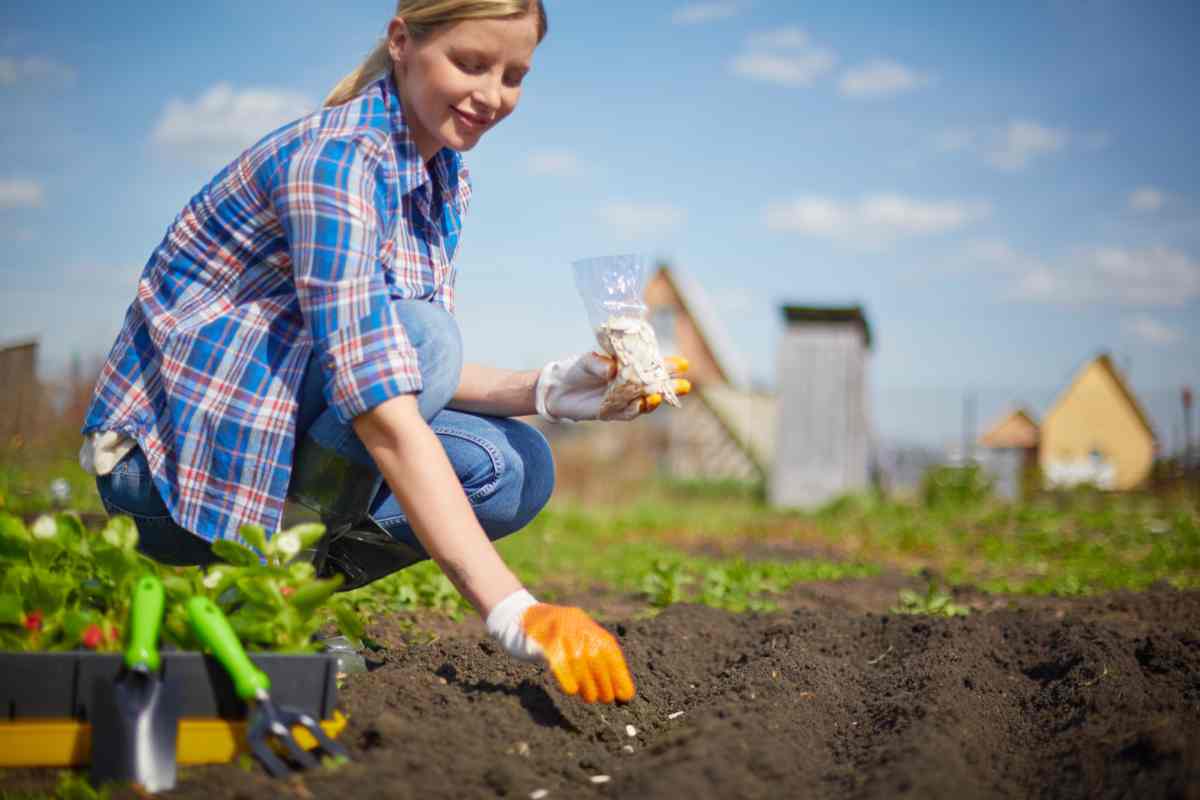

{"left": 211, "top": 540, "right": 260, "bottom": 567}
{"left": 238, "top": 523, "right": 268, "bottom": 555}
{"left": 0, "top": 594, "right": 23, "bottom": 625}
{"left": 0, "top": 512, "right": 30, "bottom": 541}
{"left": 101, "top": 516, "right": 138, "bottom": 550}
{"left": 288, "top": 576, "right": 341, "bottom": 613}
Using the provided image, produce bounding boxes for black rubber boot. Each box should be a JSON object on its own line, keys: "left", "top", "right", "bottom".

{"left": 287, "top": 436, "right": 426, "bottom": 592}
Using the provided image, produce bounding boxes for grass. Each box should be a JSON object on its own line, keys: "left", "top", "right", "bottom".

{"left": 5, "top": 437, "right": 1198, "bottom": 618}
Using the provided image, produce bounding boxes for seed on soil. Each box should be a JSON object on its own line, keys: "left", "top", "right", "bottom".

{"left": 668, "top": 711, "right": 684, "bottom": 720}
{"left": 514, "top": 741, "right": 531, "bottom": 757}
{"left": 623, "top": 745, "right": 635, "bottom": 754}
{"left": 625, "top": 724, "right": 638, "bottom": 737}
{"left": 590, "top": 775, "right": 611, "bottom": 784}
{"left": 530, "top": 790, "right": 549, "bottom": 800}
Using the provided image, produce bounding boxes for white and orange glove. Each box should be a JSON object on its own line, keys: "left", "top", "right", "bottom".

{"left": 535, "top": 353, "right": 690, "bottom": 422}
{"left": 486, "top": 589, "right": 635, "bottom": 704}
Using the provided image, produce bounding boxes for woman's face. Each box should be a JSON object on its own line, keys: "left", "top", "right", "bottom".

{"left": 389, "top": 14, "right": 539, "bottom": 161}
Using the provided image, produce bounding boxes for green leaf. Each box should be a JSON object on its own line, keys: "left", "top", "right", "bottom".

{"left": 0, "top": 530, "right": 29, "bottom": 561}
{"left": 235, "top": 576, "right": 283, "bottom": 607}
{"left": 333, "top": 602, "right": 366, "bottom": 641}
{"left": 162, "top": 574, "right": 196, "bottom": 598}
{"left": 289, "top": 522, "right": 327, "bottom": 551}
{"left": 238, "top": 523, "right": 268, "bottom": 555}
{"left": 101, "top": 515, "right": 139, "bottom": 550}
{"left": 211, "top": 540, "right": 261, "bottom": 567}
{"left": 288, "top": 576, "right": 342, "bottom": 613}
{"left": 63, "top": 609, "right": 101, "bottom": 644}
{"left": 93, "top": 546, "right": 138, "bottom": 585}
{"left": 27, "top": 573, "right": 72, "bottom": 615}
{"left": 0, "top": 594, "right": 24, "bottom": 625}
{"left": 0, "top": 512, "right": 31, "bottom": 541}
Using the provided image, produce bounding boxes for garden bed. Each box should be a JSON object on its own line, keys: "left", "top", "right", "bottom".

{"left": 5, "top": 582, "right": 1195, "bottom": 799}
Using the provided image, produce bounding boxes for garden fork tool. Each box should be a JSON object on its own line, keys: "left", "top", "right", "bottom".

{"left": 90, "top": 574, "right": 181, "bottom": 793}
{"left": 185, "top": 596, "right": 347, "bottom": 777}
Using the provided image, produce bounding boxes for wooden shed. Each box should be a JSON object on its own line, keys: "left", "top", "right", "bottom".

{"left": 1040, "top": 354, "right": 1156, "bottom": 490}
{"left": 0, "top": 340, "right": 39, "bottom": 447}
{"left": 769, "top": 306, "right": 872, "bottom": 508}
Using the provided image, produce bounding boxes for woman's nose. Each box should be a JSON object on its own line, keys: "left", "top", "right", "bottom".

{"left": 475, "top": 73, "right": 503, "bottom": 114}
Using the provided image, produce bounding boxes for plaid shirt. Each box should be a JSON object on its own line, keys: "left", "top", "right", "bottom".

{"left": 82, "top": 74, "right": 471, "bottom": 544}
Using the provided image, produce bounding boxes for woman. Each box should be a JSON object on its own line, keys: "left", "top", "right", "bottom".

{"left": 81, "top": 0, "right": 689, "bottom": 705}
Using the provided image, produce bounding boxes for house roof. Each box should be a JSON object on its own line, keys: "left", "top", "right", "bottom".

{"left": 979, "top": 408, "right": 1040, "bottom": 449}
{"left": 1045, "top": 353, "right": 1157, "bottom": 442}
{"left": 653, "top": 264, "right": 749, "bottom": 388}
{"left": 780, "top": 305, "right": 872, "bottom": 349}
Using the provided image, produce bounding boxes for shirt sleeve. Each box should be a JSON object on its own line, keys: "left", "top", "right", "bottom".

{"left": 269, "top": 135, "right": 420, "bottom": 424}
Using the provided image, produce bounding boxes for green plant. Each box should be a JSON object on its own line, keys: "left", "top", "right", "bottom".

{"left": 920, "top": 464, "right": 994, "bottom": 511}
{"left": 0, "top": 512, "right": 365, "bottom": 653}
{"left": 891, "top": 583, "right": 970, "bottom": 617}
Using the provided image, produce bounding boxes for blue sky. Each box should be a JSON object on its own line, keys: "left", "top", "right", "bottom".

{"left": 1, "top": 1, "right": 1197, "bottom": 449}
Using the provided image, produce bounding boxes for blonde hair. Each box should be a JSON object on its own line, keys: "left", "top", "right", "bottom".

{"left": 325, "top": 0, "right": 548, "bottom": 107}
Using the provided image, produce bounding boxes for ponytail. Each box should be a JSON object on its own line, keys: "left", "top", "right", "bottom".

{"left": 324, "top": 41, "right": 394, "bottom": 108}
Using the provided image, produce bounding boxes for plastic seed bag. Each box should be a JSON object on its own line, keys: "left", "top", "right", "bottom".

{"left": 572, "top": 254, "right": 680, "bottom": 417}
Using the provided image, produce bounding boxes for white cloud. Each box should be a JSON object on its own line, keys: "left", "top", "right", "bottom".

{"left": 838, "top": 60, "right": 931, "bottom": 98}
{"left": 1015, "top": 245, "right": 1200, "bottom": 307}
{"left": 1129, "top": 186, "right": 1165, "bottom": 213}
{"left": 1122, "top": 314, "right": 1181, "bottom": 346}
{"left": 730, "top": 27, "right": 836, "bottom": 88}
{"left": 526, "top": 149, "right": 583, "bottom": 177}
{"left": 0, "top": 178, "right": 44, "bottom": 209}
{"left": 151, "top": 84, "right": 314, "bottom": 166}
{"left": 987, "top": 120, "right": 1068, "bottom": 170}
{"left": 0, "top": 55, "right": 75, "bottom": 87}
{"left": 597, "top": 202, "right": 686, "bottom": 240}
{"left": 765, "top": 193, "right": 988, "bottom": 242}
{"left": 671, "top": 2, "right": 741, "bottom": 24}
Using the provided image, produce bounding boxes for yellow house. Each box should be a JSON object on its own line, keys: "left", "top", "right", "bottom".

{"left": 1040, "top": 354, "right": 1157, "bottom": 490}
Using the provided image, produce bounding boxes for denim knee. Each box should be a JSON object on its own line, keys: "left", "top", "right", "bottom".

{"left": 483, "top": 418, "right": 556, "bottom": 536}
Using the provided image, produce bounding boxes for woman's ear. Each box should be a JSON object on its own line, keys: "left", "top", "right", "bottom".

{"left": 386, "top": 17, "right": 411, "bottom": 65}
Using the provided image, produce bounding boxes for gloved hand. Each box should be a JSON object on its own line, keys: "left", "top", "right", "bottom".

{"left": 536, "top": 352, "right": 691, "bottom": 422}
{"left": 486, "top": 589, "right": 635, "bottom": 704}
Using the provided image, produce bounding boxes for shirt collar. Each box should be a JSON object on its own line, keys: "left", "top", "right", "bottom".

{"left": 381, "top": 72, "right": 468, "bottom": 214}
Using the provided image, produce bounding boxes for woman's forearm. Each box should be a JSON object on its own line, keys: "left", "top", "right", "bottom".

{"left": 449, "top": 362, "right": 539, "bottom": 417}
{"left": 352, "top": 394, "right": 523, "bottom": 617}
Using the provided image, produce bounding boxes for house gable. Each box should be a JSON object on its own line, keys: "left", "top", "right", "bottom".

{"left": 645, "top": 266, "right": 740, "bottom": 388}
{"left": 1040, "top": 355, "right": 1156, "bottom": 489}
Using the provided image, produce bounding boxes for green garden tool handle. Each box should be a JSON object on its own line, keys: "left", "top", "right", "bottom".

{"left": 185, "top": 596, "right": 271, "bottom": 702}
{"left": 124, "top": 575, "right": 165, "bottom": 672}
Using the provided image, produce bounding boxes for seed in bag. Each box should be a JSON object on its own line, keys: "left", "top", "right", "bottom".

{"left": 594, "top": 316, "right": 680, "bottom": 417}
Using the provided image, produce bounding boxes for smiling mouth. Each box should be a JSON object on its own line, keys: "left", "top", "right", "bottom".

{"left": 452, "top": 107, "right": 491, "bottom": 129}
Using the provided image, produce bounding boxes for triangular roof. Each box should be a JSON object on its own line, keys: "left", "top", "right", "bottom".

{"left": 651, "top": 264, "right": 749, "bottom": 388}
{"left": 1045, "top": 353, "right": 1157, "bottom": 442}
{"left": 979, "top": 407, "right": 1039, "bottom": 449}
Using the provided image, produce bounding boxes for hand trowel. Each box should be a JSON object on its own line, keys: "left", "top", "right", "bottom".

{"left": 90, "top": 574, "right": 180, "bottom": 793}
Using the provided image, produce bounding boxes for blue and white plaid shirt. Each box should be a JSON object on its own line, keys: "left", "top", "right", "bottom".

{"left": 83, "top": 74, "right": 471, "bottom": 544}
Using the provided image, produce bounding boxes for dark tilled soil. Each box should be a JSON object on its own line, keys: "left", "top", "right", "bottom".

{"left": 4, "top": 586, "right": 1199, "bottom": 799}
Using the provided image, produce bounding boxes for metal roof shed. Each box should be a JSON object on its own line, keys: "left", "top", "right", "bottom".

{"left": 770, "top": 306, "right": 872, "bottom": 508}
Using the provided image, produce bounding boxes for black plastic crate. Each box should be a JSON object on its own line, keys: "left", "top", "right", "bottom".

{"left": 0, "top": 651, "right": 338, "bottom": 721}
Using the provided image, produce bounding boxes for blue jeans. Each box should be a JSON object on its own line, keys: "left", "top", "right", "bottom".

{"left": 97, "top": 300, "right": 556, "bottom": 570}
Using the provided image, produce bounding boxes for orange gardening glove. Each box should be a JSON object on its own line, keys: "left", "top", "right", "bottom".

{"left": 640, "top": 355, "right": 691, "bottom": 414}
{"left": 485, "top": 589, "right": 635, "bottom": 704}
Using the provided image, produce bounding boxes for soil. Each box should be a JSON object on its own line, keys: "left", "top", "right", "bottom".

{"left": 3, "top": 584, "right": 1199, "bottom": 799}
